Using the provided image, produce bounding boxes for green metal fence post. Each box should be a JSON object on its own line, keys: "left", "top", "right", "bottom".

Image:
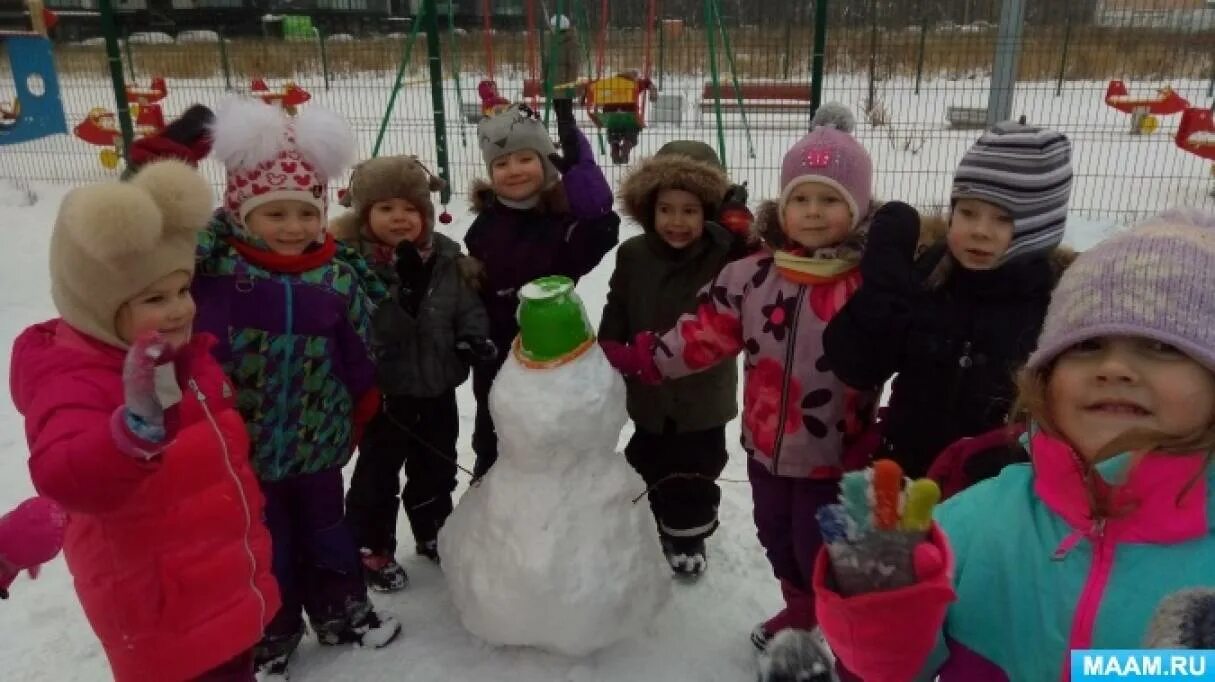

{"left": 424, "top": 0, "right": 452, "bottom": 206}
{"left": 542, "top": 0, "right": 566, "bottom": 126}
{"left": 100, "top": 0, "right": 134, "bottom": 168}
{"left": 372, "top": 5, "right": 427, "bottom": 158}
{"left": 575, "top": 0, "right": 605, "bottom": 157}
{"left": 810, "top": 0, "right": 827, "bottom": 118}
{"left": 914, "top": 2, "right": 928, "bottom": 95}
{"left": 219, "top": 32, "right": 233, "bottom": 92}
{"left": 1055, "top": 0, "right": 1073, "bottom": 97}
{"left": 657, "top": 14, "right": 666, "bottom": 91}
{"left": 446, "top": 0, "right": 468, "bottom": 146}
{"left": 782, "top": 20, "right": 792, "bottom": 79}
{"left": 317, "top": 28, "right": 331, "bottom": 91}
{"left": 711, "top": 0, "right": 755, "bottom": 159}
{"left": 704, "top": 0, "right": 727, "bottom": 169}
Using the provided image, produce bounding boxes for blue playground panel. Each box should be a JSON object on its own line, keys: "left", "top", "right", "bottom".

{"left": 0, "top": 32, "right": 68, "bottom": 145}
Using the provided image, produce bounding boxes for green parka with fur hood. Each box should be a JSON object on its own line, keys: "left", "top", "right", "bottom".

{"left": 599, "top": 144, "right": 742, "bottom": 434}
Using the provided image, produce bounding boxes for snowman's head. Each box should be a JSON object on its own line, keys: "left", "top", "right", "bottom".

{"left": 490, "top": 344, "right": 627, "bottom": 473}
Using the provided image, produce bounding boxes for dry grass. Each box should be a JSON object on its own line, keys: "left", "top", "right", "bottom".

{"left": 14, "top": 25, "right": 1215, "bottom": 83}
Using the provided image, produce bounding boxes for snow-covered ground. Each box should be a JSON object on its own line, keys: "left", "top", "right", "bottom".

{"left": 0, "top": 170, "right": 1121, "bottom": 680}
{"left": 0, "top": 65, "right": 1184, "bottom": 680}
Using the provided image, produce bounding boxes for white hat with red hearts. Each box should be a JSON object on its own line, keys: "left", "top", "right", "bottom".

{"left": 209, "top": 96, "right": 356, "bottom": 226}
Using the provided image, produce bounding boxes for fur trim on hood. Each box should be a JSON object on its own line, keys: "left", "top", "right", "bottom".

{"left": 468, "top": 178, "right": 570, "bottom": 215}
{"left": 618, "top": 154, "right": 729, "bottom": 232}
{"left": 328, "top": 209, "right": 362, "bottom": 243}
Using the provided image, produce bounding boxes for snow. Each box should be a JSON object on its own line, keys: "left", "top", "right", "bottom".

{"left": 0, "top": 179, "right": 36, "bottom": 207}
{"left": 0, "top": 70, "right": 1178, "bottom": 679}
{"left": 440, "top": 346, "right": 669, "bottom": 656}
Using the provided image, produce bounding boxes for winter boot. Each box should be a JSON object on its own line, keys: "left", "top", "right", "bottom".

{"left": 751, "top": 580, "right": 816, "bottom": 651}
{"left": 315, "top": 600, "right": 402, "bottom": 648}
{"left": 416, "top": 539, "right": 440, "bottom": 564}
{"left": 360, "top": 548, "right": 408, "bottom": 593}
{"left": 254, "top": 624, "right": 304, "bottom": 681}
{"left": 757, "top": 628, "right": 835, "bottom": 682}
{"left": 661, "top": 535, "right": 707, "bottom": 580}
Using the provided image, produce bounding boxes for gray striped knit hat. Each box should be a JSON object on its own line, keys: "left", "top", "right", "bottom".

{"left": 951, "top": 122, "right": 1073, "bottom": 263}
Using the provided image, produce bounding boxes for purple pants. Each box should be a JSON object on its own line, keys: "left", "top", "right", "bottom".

{"left": 747, "top": 458, "right": 838, "bottom": 590}
{"left": 260, "top": 468, "right": 368, "bottom": 640}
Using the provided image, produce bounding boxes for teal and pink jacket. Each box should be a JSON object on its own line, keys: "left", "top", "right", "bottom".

{"left": 816, "top": 428, "right": 1214, "bottom": 682}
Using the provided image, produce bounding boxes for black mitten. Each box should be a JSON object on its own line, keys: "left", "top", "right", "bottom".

{"left": 455, "top": 336, "right": 499, "bottom": 367}
{"left": 394, "top": 241, "right": 429, "bottom": 316}
{"left": 860, "top": 201, "right": 922, "bottom": 295}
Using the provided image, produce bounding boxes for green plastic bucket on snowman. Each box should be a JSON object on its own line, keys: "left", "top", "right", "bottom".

{"left": 515, "top": 275, "right": 595, "bottom": 365}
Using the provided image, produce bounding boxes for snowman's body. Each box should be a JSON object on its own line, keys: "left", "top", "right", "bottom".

{"left": 440, "top": 343, "right": 670, "bottom": 657}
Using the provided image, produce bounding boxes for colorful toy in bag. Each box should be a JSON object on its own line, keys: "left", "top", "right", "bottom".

{"left": 817, "top": 459, "right": 943, "bottom": 596}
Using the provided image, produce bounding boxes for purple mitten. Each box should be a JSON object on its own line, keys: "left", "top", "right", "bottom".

{"left": 555, "top": 128, "right": 614, "bottom": 220}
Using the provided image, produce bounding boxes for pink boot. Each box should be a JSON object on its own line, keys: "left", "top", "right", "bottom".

{"left": 0, "top": 497, "right": 67, "bottom": 598}
{"left": 751, "top": 579, "right": 816, "bottom": 650}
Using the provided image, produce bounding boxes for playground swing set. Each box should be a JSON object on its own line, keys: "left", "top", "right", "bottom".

{"left": 6, "top": 0, "right": 1213, "bottom": 197}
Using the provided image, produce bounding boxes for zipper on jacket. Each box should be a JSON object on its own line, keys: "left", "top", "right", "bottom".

{"left": 1056, "top": 518, "right": 1114, "bottom": 680}
{"left": 770, "top": 286, "right": 807, "bottom": 471}
{"left": 188, "top": 378, "right": 267, "bottom": 628}
{"left": 276, "top": 276, "right": 295, "bottom": 462}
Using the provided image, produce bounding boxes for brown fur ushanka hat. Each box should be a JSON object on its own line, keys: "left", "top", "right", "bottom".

{"left": 618, "top": 142, "right": 730, "bottom": 232}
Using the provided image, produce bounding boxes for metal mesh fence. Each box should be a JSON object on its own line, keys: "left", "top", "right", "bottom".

{"left": 2, "top": 0, "right": 1213, "bottom": 221}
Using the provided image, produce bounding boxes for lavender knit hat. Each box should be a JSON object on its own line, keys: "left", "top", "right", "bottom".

{"left": 778, "top": 103, "right": 873, "bottom": 228}
{"left": 1027, "top": 209, "right": 1215, "bottom": 372}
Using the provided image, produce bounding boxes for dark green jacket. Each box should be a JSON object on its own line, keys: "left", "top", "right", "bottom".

{"left": 599, "top": 223, "right": 739, "bottom": 434}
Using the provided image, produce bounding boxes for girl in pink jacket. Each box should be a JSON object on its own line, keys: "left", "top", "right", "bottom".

{"left": 602, "top": 104, "right": 882, "bottom": 649}
{"left": 9, "top": 161, "right": 279, "bottom": 682}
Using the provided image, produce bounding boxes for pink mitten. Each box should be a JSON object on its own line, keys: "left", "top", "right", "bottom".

{"left": 114, "top": 332, "right": 179, "bottom": 459}
{"left": 0, "top": 497, "right": 67, "bottom": 598}
{"left": 599, "top": 332, "right": 661, "bottom": 385}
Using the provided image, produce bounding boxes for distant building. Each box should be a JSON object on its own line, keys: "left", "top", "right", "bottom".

{"left": 1094, "top": 0, "right": 1215, "bottom": 30}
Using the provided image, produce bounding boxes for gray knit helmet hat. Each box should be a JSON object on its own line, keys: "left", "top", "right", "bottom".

{"left": 477, "top": 104, "right": 559, "bottom": 189}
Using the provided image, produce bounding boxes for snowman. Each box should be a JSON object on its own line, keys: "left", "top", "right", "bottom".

{"left": 440, "top": 275, "right": 670, "bottom": 657}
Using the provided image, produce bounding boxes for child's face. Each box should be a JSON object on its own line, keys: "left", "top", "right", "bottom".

{"left": 1047, "top": 335, "right": 1215, "bottom": 462}
{"left": 115, "top": 270, "right": 196, "bottom": 350}
{"left": 781, "top": 182, "right": 853, "bottom": 250}
{"left": 367, "top": 198, "right": 425, "bottom": 247}
{"left": 490, "top": 150, "right": 545, "bottom": 202}
{"left": 245, "top": 200, "right": 323, "bottom": 255}
{"left": 653, "top": 188, "right": 705, "bottom": 250}
{"left": 948, "top": 199, "right": 1014, "bottom": 270}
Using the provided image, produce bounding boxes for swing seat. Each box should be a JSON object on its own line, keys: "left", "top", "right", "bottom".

{"left": 1104, "top": 80, "right": 1189, "bottom": 116}
{"left": 1177, "top": 107, "right": 1215, "bottom": 162}
{"left": 252, "top": 79, "right": 311, "bottom": 112}
{"left": 125, "top": 76, "right": 167, "bottom": 105}
{"left": 698, "top": 81, "right": 812, "bottom": 113}
{"left": 588, "top": 75, "right": 643, "bottom": 108}
{"left": 0, "top": 32, "right": 68, "bottom": 146}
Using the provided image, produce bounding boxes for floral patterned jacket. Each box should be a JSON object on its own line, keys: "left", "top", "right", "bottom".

{"left": 652, "top": 251, "right": 876, "bottom": 478}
